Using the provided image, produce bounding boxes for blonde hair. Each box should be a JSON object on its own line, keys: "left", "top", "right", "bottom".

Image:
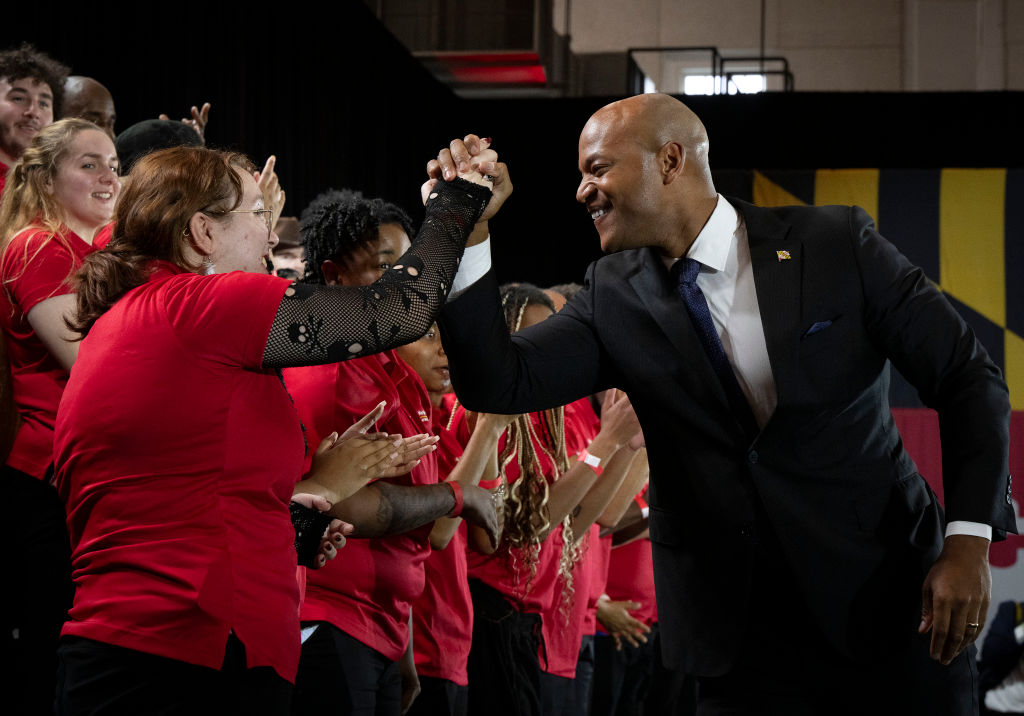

{"left": 496, "top": 284, "right": 581, "bottom": 617}
{"left": 0, "top": 118, "right": 107, "bottom": 294}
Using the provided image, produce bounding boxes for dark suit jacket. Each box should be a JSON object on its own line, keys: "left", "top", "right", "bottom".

{"left": 439, "top": 198, "right": 1016, "bottom": 676}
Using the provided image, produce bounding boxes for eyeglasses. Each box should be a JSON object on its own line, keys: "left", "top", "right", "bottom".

{"left": 228, "top": 208, "right": 274, "bottom": 240}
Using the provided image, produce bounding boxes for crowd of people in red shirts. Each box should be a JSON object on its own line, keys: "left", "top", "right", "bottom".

{"left": 0, "top": 42, "right": 689, "bottom": 716}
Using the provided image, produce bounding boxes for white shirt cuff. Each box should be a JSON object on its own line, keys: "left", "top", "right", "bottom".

{"left": 945, "top": 521, "right": 992, "bottom": 540}
{"left": 449, "top": 237, "right": 492, "bottom": 301}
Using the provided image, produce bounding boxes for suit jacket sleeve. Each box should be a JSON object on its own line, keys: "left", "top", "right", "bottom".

{"left": 849, "top": 206, "right": 1014, "bottom": 535}
{"left": 437, "top": 267, "right": 612, "bottom": 414}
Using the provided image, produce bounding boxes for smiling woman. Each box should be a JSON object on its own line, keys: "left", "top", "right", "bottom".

{"left": 48, "top": 143, "right": 494, "bottom": 715}
{"left": 0, "top": 117, "right": 119, "bottom": 714}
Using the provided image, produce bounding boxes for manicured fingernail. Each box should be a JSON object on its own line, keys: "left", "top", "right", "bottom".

{"left": 483, "top": 137, "right": 493, "bottom": 144}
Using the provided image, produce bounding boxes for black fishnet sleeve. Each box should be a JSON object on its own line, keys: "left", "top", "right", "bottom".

{"left": 262, "top": 178, "right": 491, "bottom": 368}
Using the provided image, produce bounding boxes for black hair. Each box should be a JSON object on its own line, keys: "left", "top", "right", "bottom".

{"left": 500, "top": 282, "right": 556, "bottom": 330}
{"left": 299, "top": 188, "right": 415, "bottom": 285}
{"left": 114, "top": 119, "right": 203, "bottom": 175}
{"left": 0, "top": 44, "right": 70, "bottom": 118}
{"left": 548, "top": 282, "right": 583, "bottom": 301}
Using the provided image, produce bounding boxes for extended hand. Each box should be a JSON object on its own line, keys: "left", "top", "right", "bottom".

{"left": 422, "top": 134, "right": 511, "bottom": 223}
{"left": 597, "top": 390, "right": 643, "bottom": 451}
{"left": 918, "top": 534, "right": 991, "bottom": 664}
{"left": 159, "top": 102, "right": 210, "bottom": 142}
{"left": 255, "top": 155, "right": 286, "bottom": 228}
{"left": 376, "top": 433, "right": 440, "bottom": 478}
{"left": 304, "top": 431, "right": 402, "bottom": 505}
{"left": 461, "top": 484, "right": 501, "bottom": 551}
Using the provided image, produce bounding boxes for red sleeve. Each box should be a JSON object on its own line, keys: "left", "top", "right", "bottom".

{"left": 162, "top": 271, "right": 291, "bottom": 370}
{"left": 3, "top": 229, "right": 78, "bottom": 315}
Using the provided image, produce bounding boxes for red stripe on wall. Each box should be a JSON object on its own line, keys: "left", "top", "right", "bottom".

{"left": 892, "top": 408, "right": 1024, "bottom": 567}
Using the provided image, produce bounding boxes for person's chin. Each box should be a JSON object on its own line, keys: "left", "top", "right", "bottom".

{"left": 599, "top": 233, "right": 622, "bottom": 253}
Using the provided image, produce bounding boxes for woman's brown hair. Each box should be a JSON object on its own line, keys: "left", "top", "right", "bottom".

{"left": 69, "top": 146, "right": 253, "bottom": 336}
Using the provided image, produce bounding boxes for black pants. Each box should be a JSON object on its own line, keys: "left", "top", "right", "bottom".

{"left": 292, "top": 622, "right": 401, "bottom": 716}
{"left": 405, "top": 675, "right": 467, "bottom": 716}
{"left": 695, "top": 511, "right": 977, "bottom": 716}
{"left": 646, "top": 628, "right": 697, "bottom": 716}
{"left": 566, "top": 634, "right": 595, "bottom": 716}
{"left": 539, "top": 671, "right": 572, "bottom": 716}
{"left": 466, "top": 579, "right": 543, "bottom": 716}
{"left": 2, "top": 465, "right": 73, "bottom": 716}
{"left": 592, "top": 628, "right": 658, "bottom": 716}
{"left": 55, "top": 634, "right": 291, "bottom": 716}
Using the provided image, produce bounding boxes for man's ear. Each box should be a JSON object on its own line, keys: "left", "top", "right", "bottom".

{"left": 187, "top": 212, "right": 215, "bottom": 256}
{"left": 659, "top": 141, "right": 684, "bottom": 185}
{"left": 321, "top": 259, "right": 342, "bottom": 286}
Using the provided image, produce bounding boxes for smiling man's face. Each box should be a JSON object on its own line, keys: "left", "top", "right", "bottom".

{"left": 0, "top": 76, "right": 53, "bottom": 163}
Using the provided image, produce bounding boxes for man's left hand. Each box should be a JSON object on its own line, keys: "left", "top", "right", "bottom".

{"left": 918, "top": 534, "right": 991, "bottom": 664}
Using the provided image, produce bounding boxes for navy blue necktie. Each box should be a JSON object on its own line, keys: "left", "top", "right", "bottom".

{"left": 674, "top": 258, "right": 759, "bottom": 438}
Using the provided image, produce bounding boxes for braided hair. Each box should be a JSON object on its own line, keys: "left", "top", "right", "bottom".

{"left": 495, "top": 283, "right": 583, "bottom": 613}
{"left": 299, "top": 189, "right": 414, "bottom": 284}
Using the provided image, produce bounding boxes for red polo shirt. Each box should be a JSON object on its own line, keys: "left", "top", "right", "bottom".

{"left": 1, "top": 226, "right": 97, "bottom": 478}
{"left": 411, "top": 401, "right": 474, "bottom": 685}
{"left": 286, "top": 351, "right": 439, "bottom": 662}
{"left": 462, "top": 398, "right": 600, "bottom": 626}
{"left": 536, "top": 399, "right": 601, "bottom": 676}
{"left": 54, "top": 265, "right": 304, "bottom": 681}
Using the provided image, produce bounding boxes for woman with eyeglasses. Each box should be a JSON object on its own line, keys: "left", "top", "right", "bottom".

{"left": 49, "top": 142, "right": 499, "bottom": 715}
{"left": 0, "top": 118, "right": 119, "bottom": 714}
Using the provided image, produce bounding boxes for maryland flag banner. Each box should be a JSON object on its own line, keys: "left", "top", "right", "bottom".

{"left": 718, "top": 168, "right": 1024, "bottom": 625}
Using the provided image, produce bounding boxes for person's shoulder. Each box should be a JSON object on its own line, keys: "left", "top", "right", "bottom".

{"left": 591, "top": 247, "right": 652, "bottom": 276}
{"left": 729, "top": 196, "right": 851, "bottom": 222}
{"left": 4, "top": 226, "right": 58, "bottom": 255}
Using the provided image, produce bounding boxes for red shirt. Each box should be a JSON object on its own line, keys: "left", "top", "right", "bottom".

{"left": 606, "top": 492, "right": 658, "bottom": 628}
{"left": 411, "top": 403, "right": 474, "bottom": 685}
{"left": 580, "top": 522, "right": 607, "bottom": 636}
{"left": 53, "top": 265, "right": 303, "bottom": 681}
{"left": 536, "top": 399, "right": 601, "bottom": 676}
{"left": 1, "top": 226, "right": 97, "bottom": 478}
{"left": 464, "top": 399, "right": 600, "bottom": 618}
{"left": 91, "top": 223, "right": 114, "bottom": 249}
{"left": 590, "top": 535, "right": 614, "bottom": 635}
{"left": 0, "top": 158, "right": 8, "bottom": 197}
{"left": 286, "top": 351, "right": 438, "bottom": 662}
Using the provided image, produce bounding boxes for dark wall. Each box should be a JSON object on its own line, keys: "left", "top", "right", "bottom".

{"left": 5, "top": 9, "right": 1023, "bottom": 288}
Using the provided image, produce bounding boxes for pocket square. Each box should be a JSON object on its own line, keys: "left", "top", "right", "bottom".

{"left": 802, "top": 320, "right": 833, "bottom": 337}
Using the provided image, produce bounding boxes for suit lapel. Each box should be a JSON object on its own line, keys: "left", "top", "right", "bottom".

{"left": 732, "top": 199, "right": 802, "bottom": 408}
{"left": 627, "top": 247, "right": 735, "bottom": 422}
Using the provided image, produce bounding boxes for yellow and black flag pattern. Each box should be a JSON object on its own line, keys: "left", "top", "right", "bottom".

{"left": 749, "top": 168, "right": 1024, "bottom": 412}
{"left": 732, "top": 168, "right": 1024, "bottom": 573}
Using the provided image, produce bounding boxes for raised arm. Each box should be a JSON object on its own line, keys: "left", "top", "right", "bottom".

{"left": 262, "top": 176, "right": 490, "bottom": 369}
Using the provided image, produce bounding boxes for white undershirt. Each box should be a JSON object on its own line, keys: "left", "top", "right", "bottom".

{"left": 450, "top": 214, "right": 989, "bottom": 541}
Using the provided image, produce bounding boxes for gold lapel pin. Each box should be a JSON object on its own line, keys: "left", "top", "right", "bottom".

{"left": 777, "top": 250, "right": 791, "bottom": 261}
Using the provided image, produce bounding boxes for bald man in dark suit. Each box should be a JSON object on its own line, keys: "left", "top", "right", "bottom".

{"left": 434, "top": 94, "right": 1017, "bottom": 714}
